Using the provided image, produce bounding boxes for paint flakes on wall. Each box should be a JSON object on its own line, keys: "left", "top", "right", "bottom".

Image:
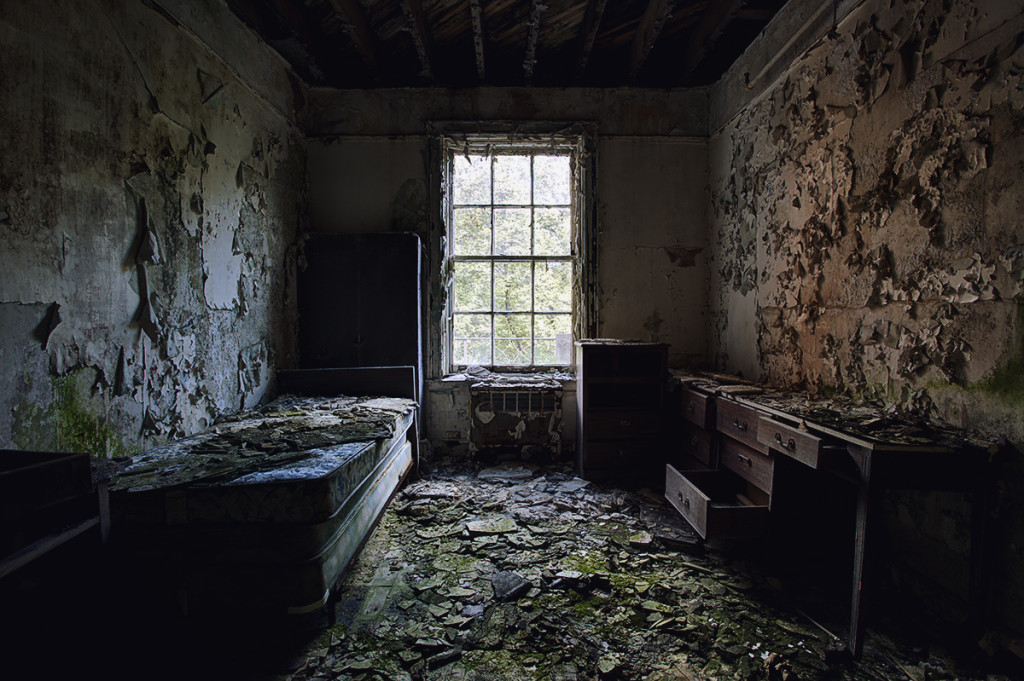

{"left": 709, "top": 0, "right": 1023, "bottom": 419}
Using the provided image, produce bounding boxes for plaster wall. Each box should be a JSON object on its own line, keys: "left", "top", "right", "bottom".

{"left": 709, "top": 0, "right": 1024, "bottom": 634}
{"left": 0, "top": 0, "right": 306, "bottom": 454}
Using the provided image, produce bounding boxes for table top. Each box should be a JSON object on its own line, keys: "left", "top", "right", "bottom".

{"left": 669, "top": 370, "right": 998, "bottom": 454}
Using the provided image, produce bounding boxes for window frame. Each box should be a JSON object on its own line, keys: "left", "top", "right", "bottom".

{"left": 450, "top": 151, "right": 574, "bottom": 369}
{"left": 429, "top": 125, "right": 597, "bottom": 377}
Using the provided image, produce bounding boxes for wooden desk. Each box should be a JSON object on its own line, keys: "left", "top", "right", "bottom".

{"left": 667, "top": 375, "right": 992, "bottom": 656}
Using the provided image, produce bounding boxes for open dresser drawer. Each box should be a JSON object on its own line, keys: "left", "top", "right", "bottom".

{"left": 665, "top": 464, "right": 768, "bottom": 539}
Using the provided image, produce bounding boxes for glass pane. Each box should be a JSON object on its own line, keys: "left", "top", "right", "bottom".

{"left": 495, "top": 314, "right": 531, "bottom": 365}
{"left": 453, "top": 208, "right": 490, "bottom": 255}
{"left": 453, "top": 155, "right": 490, "bottom": 204}
{"left": 534, "top": 261, "right": 571, "bottom": 312}
{"left": 535, "top": 314, "right": 572, "bottom": 365}
{"left": 493, "top": 156, "right": 530, "bottom": 205}
{"left": 494, "top": 261, "right": 531, "bottom": 312}
{"left": 534, "top": 155, "right": 571, "bottom": 205}
{"left": 534, "top": 207, "right": 571, "bottom": 255}
{"left": 494, "top": 208, "right": 531, "bottom": 255}
{"left": 453, "top": 261, "right": 491, "bottom": 311}
{"left": 454, "top": 314, "right": 491, "bottom": 365}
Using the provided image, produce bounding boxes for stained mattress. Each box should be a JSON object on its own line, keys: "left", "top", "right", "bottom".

{"left": 107, "top": 395, "right": 417, "bottom": 613}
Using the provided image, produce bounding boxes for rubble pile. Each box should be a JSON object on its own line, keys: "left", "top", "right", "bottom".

{"left": 282, "top": 461, "right": 1004, "bottom": 681}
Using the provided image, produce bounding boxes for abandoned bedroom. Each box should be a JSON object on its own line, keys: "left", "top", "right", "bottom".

{"left": 3, "top": 0, "right": 1024, "bottom": 679}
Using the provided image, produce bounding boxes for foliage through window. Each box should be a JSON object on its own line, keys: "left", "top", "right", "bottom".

{"left": 450, "top": 152, "right": 574, "bottom": 368}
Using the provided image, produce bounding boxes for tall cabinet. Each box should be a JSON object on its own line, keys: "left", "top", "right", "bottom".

{"left": 575, "top": 340, "right": 668, "bottom": 482}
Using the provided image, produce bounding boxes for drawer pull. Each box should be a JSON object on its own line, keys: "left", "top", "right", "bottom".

{"left": 687, "top": 402, "right": 696, "bottom": 412}
{"left": 733, "top": 418, "right": 748, "bottom": 431}
{"left": 689, "top": 435, "right": 699, "bottom": 447}
{"left": 774, "top": 433, "right": 796, "bottom": 450}
{"left": 676, "top": 491, "right": 690, "bottom": 508}
{"left": 737, "top": 453, "right": 752, "bottom": 466}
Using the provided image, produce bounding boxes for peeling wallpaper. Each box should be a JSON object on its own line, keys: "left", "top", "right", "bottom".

{"left": 709, "top": 0, "right": 1024, "bottom": 440}
{"left": 0, "top": 0, "right": 304, "bottom": 454}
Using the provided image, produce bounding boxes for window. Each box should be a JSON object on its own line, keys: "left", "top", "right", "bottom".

{"left": 449, "top": 151, "right": 574, "bottom": 368}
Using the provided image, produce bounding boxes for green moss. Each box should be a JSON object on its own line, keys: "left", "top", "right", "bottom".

{"left": 971, "top": 301, "right": 1024, "bottom": 404}
{"left": 52, "top": 371, "right": 133, "bottom": 458}
{"left": 13, "top": 370, "right": 133, "bottom": 458}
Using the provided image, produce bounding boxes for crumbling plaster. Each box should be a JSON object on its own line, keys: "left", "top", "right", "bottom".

{"left": 708, "top": 0, "right": 1024, "bottom": 634}
{"left": 0, "top": 0, "right": 306, "bottom": 454}
{"left": 709, "top": 0, "right": 1024, "bottom": 438}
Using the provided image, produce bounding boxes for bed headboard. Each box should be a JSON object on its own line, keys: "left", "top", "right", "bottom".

{"left": 277, "top": 366, "right": 417, "bottom": 401}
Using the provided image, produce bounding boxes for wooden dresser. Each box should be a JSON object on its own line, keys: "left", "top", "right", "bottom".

{"left": 664, "top": 373, "right": 993, "bottom": 656}
{"left": 575, "top": 340, "right": 667, "bottom": 482}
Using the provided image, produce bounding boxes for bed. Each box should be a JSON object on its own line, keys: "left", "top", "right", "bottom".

{"left": 108, "top": 368, "right": 419, "bottom": 617}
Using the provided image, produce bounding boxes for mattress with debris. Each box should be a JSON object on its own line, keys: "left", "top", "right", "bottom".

{"left": 108, "top": 394, "right": 417, "bottom": 614}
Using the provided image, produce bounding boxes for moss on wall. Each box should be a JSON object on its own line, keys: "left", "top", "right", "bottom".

{"left": 12, "top": 369, "right": 132, "bottom": 458}
{"left": 972, "top": 302, "right": 1024, "bottom": 405}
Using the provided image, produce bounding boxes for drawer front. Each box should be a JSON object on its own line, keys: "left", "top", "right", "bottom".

{"left": 720, "top": 436, "right": 774, "bottom": 495}
{"left": 716, "top": 399, "right": 767, "bottom": 452}
{"left": 665, "top": 464, "right": 710, "bottom": 537}
{"left": 757, "top": 416, "right": 822, "bottom": 469}
{"left": 665, "top": 466, "right": 769, "bottom": 539}
{"left": 585, "top": 410, "right": 661, "bottom": 440}
{"left": 680, "top": 422, "right": 714, "bottom": 467}
{"left": 680, "top": 389, "right": 713, "bottom": 429}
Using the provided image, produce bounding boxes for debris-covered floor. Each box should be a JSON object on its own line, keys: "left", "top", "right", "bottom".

{"left": 277, "top": 459, "right": 1015, "bottom": 681}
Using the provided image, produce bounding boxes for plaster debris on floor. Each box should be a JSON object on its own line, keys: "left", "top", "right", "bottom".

{"left": 280, "top": 460, "right": 1005, "bottom": 681}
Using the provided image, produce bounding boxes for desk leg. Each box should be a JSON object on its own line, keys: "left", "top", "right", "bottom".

{"left": 849, "top": 448, "right": 872, "bottom": 656}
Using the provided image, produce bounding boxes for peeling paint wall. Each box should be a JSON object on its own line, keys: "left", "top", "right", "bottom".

{"left": 709, "top": 0, "right": 1024, "bottom": 634}
{"left": 0, "top": 0, "right": 305, "bottom": 454}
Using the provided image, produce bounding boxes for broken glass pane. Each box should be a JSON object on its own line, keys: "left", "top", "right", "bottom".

{"left": 495, "top": 314, "right": 531, "bottom": 365}
{"left": 535, "top": 261, "right": 571, "bottom": 312}
{"left": 493, "top": 156, "right": 531, "bottom": 205}
{"left": 494, "top": 208, "right": 531, "bottom": 255}
{"left": 453, "top": 208, "right": 491, "bottom": 255}
{"left": 534, "top": 207, "right": 571, "bottom": 255}
{"left": 494, "top": 261, "right": 531, "bottom": 312}
{"left": 454, "top": 313, "right": 491, "bottom": 365}
{"left": 534, "top": 155, "right": 571, "bottom": 205}
{"left": 453, "top": 262, "right": 491, "bottom": 311}
{"left": 453, "top": 155, "right": 490, "bottom": 204}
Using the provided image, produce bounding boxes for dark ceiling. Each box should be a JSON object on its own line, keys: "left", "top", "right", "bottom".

{"left": 228, "top": 0, "right": 787, "bottom": 89}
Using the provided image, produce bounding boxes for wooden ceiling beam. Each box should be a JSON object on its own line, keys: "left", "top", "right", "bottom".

{"left": 680, "top": 0, "right": 747, "bottom": 79}
{"left": 523, "top": 0, "right": 546, "bottom": 85}
{"left": 628, "top": 0, "right": 676, "bottom": 82}
{"left": 469, "top": 0, "right": 486, "bottom": 81}
{"left": 327, "top": 0, "right": 380, "bottom": 80}
{"left": 401, "top": 0, "right": 434, "bottom": 81}
{"left": 575, "top": 0, "right": 609, "bottom": 79}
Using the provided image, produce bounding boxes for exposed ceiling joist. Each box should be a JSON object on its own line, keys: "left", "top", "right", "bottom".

{"left": 523, "top": 0, "right": 546, "bottom": 84}
{"left": 470, "top": 0, "right": 486, "bottom": 81}
{"left": 575, "top": 0, "right": 609, "bottom": 79}
{"left": 629, "top": 0, "right": 677, "bottom": 82}
{"left": 680, "top": 0, "right": 747, "bottom": 78}
{"left": 402, "top": 0, "right": 434, "bottom": 80}
{"left": 327, "top": 0, "right": 380, "bottom": 80}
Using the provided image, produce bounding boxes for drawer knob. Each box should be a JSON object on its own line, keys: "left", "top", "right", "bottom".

{"left": 774, "top": 433, "right": 796, "bottom": 450}
{"left": 733, "top": 418, "right": 747, "bottom": 431}
{"left": 737, "top": 453, "right": 752, "bottom": 466}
